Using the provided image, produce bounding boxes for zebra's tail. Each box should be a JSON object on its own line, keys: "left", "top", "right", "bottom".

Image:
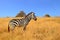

{"left": 8, "top": 25, "right": 10, "bottom": 32}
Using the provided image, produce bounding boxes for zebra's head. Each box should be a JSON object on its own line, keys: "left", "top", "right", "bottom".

{"left": 31, "top": 12, "right": 37, "bottom": 21}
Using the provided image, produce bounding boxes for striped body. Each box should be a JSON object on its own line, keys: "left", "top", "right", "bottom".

{"left": 8, "top": 12, "right": 37, "bottom": 32}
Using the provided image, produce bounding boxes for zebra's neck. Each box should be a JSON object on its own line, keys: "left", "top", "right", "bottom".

{"left": 25, "top": 16, "right": 31, "bottom": 22}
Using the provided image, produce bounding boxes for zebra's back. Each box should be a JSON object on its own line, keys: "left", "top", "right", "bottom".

{"left": 9, "top": 19, "right": 24, "bottom": 27}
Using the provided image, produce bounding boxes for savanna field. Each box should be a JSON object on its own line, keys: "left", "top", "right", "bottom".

{"left": 0, "top": 17, "right": 60, "bottom": 40}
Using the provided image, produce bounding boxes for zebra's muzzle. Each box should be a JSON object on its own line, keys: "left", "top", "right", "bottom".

{"left": 34, "top": 18, "right": 37, "bottom": 21}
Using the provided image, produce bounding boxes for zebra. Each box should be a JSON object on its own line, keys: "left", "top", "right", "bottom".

{"left": 8, "top": 12, "right": 37, "bottom": 32}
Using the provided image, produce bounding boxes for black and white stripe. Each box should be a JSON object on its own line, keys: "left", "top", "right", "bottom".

{"left": 8, "top": 12, "right": 37, "bottom": 32}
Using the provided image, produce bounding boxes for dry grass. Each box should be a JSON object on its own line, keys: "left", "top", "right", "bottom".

{"left": 0, "top": 17, "right": 60, "bottom": 40}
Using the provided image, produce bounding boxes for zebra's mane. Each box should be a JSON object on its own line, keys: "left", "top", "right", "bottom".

{"left": 25, "top": 12, "right": 34, "bottom": 18}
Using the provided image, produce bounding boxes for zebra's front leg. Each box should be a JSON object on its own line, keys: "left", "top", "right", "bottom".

{"left": 23, "top": 21, "right": 28, "bottom": 30}
{"left": 23, "top": 25, "right": 27, "bottom": 30}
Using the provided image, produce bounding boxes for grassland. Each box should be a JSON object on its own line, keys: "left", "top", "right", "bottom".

{"left": 0, "top": 17, "right": 60, "bottom": 40}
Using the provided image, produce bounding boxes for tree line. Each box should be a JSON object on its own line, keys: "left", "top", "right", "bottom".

{"left": 16, "top": 11, "right": 51, "bottom": 17}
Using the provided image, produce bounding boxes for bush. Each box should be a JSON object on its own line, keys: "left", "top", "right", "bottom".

{"left": 44, "top": 14, "right": 50, "bottom": 17}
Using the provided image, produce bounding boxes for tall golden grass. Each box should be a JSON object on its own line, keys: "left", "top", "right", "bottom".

{"left": 0, "top": 17, "right": 60, "bottom": 40}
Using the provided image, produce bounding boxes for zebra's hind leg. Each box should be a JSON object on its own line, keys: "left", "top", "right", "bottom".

{"left": 8, "top": 25, "right": 15, "bottom": 32}
{"left": 11, "top": 26, "right": 15, "bottom": 31}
